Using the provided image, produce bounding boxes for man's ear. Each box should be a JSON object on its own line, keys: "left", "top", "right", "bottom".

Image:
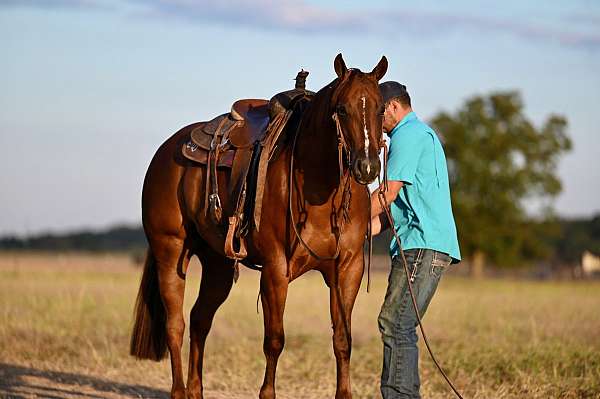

{"left": 392, "top": 99, "right": 409, "bottom": 113}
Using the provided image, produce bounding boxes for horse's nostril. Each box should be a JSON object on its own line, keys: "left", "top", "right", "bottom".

{"left": 359, "top": 159, "right": 368, "bottom": 174}
{"left": 352, "top": 157, "right": 380, "bottom": 184}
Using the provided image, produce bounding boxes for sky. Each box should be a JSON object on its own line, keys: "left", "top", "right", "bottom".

{"left": 1, "top": 0, "right": 599, "bottom": 236}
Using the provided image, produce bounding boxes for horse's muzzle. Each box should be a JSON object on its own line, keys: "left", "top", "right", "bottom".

{"left": 352, "top": 155, "right": 381, "bottom": 185}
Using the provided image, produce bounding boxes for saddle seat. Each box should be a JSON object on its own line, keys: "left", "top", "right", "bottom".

{"left": 229, "top": 99, "right": 271, "bottom": 147}
{"left": 184, "top": 99, "right": 270, "bottom": 167}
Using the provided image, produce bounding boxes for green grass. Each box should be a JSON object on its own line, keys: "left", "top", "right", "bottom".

{"left": 1, "top": 254, "right": 599, "bottom": 398}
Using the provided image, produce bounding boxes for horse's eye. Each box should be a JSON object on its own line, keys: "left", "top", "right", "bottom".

{"left": 377, "top": 105, "right": 385, "bottom": 116}
{"left": 336, "top": 104, "right": 347, "bottom": 116}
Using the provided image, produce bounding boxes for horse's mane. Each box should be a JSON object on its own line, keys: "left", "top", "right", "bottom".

{"left": 277, "top": 79, "right": 335, "bottom": 152}
{"left": 310, "top": 77, "right": 339, "bottom": 112}
{"left": 301, "top": 69, "right": 364, "bottom": 129}
{"left": 286, "top": 77, "right": 340, "bottom": 143}
{"left": 281, "top": 70, "right": 363, "bottom": 156}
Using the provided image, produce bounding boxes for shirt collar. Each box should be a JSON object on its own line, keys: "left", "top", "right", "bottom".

{"left": 388, "top": 111, "right": 417, "bottom": 137}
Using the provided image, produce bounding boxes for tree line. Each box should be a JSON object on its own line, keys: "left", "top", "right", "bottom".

{"left": 0, "top": 215, "right": 597, "bottom": 267}
{"left": 0, "top": 225, "right": 146, "bottom": 253}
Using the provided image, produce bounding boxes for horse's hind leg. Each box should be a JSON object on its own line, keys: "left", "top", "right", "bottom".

{"left": 153, "top": 235, "right": 192, "bottom": 399}
{"left": 186, "top": 248, "right": 234, "bottom": 399}
{"left": 259, "top": 263, "right": 289, "bottom": 399}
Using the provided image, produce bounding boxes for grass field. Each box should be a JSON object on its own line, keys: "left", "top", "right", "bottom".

{"left": 1, "top": 252, "right": 599, "bottom": 398}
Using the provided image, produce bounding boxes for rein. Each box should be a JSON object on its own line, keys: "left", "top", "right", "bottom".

{"left": 287, "top": 111, "right": 351, "bottom": 267}
{"left": 288, "top": 102, "right": 375, "bottom": 291}
{"left": 286, "top": 107, "right": 355, "bottom": 346}
{"left": 377, "top": 139, "right": 465, "bottom": 399}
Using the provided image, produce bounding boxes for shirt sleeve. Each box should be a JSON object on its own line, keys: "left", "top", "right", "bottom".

{"left": 387, "top": 130, "right": 428, "bottom": 185}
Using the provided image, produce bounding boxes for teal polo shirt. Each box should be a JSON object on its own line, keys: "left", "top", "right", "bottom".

{"left": 387, "top": 111, "right": 461, "bottom": 263}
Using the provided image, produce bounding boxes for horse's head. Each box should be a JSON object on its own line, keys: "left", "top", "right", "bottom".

{"left": 330, "top": 53, "right": 388, "bottom": 185}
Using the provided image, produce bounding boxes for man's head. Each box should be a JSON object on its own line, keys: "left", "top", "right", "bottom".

{"left": 379, "top": 81, "right": 412, "bottom": 133}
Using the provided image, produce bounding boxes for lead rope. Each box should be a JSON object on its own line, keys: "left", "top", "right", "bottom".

{"left": 377, "top": 139, "right": 464, "bottom": 399}
{"left": 366, "top": 187, "right": 372, "bottom": 293}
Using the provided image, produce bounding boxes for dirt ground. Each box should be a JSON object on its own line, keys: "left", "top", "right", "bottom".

{"left": 0, "top": 363, "right": 166, "bottom": 399}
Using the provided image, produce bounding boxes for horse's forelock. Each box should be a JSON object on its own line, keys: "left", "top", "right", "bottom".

{"left": 333, "top": 69, "right": 381, "bottom": 104}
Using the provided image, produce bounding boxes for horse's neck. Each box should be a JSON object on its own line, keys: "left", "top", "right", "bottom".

{"left": 294, "top": 87, "right": 344, "bottom": 199}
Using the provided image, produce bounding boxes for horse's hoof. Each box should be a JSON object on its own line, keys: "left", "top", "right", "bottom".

{"left": 335, "top": 389, "right": 352, "bottom": 399}
{"left": 171, "top": 388, "right": 187, "bottom": 399}
{"left": 259, "top": 386, "right": 275, "bottom": 399}
{"left": 186, "top": 386, "right": 202, "bottom": 399}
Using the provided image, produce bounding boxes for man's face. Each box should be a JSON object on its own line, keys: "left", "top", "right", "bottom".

{"left": 382, "top": 101, "right": 400, "bottom": 133}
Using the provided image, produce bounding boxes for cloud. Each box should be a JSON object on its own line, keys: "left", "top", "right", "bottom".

{"left": 1, "top": 0, "right": 102, "bottom": 8}
{"left": 126, "top": 0, "right": 600, "bottom": 51}
{"left": 566, "top": 13, "right": 600, "bottom": 28}
{"left": 127, "top": 0, "right": 367, "bottom": 34}
{"left": 3, "top": 0, "right": 600, "bottom": 51}
{"left": 392, "top": 10, "right": 600, "bottom": 50}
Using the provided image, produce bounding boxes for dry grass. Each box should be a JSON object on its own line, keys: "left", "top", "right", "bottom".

{"left": 1, "top": 252, "right": 599, "bottom": 398}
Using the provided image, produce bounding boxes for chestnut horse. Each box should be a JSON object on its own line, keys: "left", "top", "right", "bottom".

{"left": 130, "top": 54, "right": 388, "bottom": 399}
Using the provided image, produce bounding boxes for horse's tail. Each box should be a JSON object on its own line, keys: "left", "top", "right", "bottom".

{"left": 129, "top": 248, "right": 167, "bottom": 361}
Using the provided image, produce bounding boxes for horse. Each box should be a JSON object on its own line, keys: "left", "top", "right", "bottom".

{"left": 129, "top": 53, "right": 388, "bottom": 399}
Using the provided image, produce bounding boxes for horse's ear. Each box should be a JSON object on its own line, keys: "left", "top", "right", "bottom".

{"left": 370, "top": 56, "right": 388, "bottom": 81}
{"left": 334, "top": 53, "right": 348, "bottom": 78}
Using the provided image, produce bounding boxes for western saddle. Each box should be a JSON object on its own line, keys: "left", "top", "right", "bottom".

{"left": 182, "top": 70, "right": 313, "bottom": 268}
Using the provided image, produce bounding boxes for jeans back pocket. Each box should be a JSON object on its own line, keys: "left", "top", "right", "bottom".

{"left": 430, "top": 251, "right": 451, "bottom": 278}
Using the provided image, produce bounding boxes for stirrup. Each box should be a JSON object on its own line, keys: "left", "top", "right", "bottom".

{"left": 225, "top": 216, "right": 248, "bottom": 260}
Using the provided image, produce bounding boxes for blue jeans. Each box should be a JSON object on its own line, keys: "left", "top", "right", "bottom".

{"left": 378, "top": 249, "right": 452, "bottom": 399}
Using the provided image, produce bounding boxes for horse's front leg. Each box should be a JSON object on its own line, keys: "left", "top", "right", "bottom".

{"left": 259, "top": 261, "right": 289, "bottom": 399}
{"left": 326, "top": 255, "right": 364, "bottom": 399}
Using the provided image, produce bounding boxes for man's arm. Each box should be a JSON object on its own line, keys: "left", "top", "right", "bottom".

{"left": 370, "top": 180, "right": 403, "bottom": 218}
{"left": 371, "top": 213, "right": 391, "bottom": 235}
{"left": 370, "top": 180, "right": 403, "bottom": 235}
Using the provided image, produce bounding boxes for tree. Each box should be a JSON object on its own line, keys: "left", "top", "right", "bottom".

{"left": 430, "top": 91, "right": 571, "bottom": 276}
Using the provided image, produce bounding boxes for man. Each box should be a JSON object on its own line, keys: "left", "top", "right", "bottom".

{"left": 370, "top": 81, "right": 461, "bottom": 398}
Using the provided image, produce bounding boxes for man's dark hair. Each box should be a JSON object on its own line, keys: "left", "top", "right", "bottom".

{"left": 388, "top": 92, "right": 411, "bottom": 108}
{"left": 379, "top": 81, "right": 412, "bottom": 108}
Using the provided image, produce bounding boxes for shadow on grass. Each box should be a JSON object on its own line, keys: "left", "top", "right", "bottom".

{"left": 0, "top": 363, "right": 168, "bottom": 398}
